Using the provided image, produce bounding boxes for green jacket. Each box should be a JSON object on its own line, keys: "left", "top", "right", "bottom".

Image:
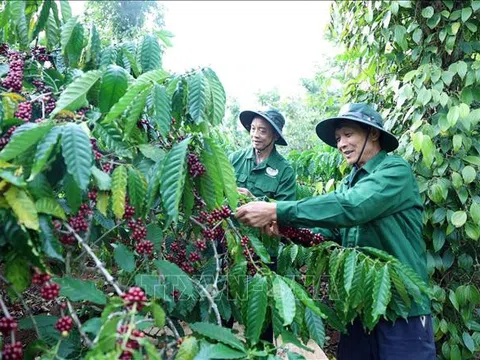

{"left": 277, "top": 150, "right": 430, "bottom": 317}
{"left": 229, "top": 147, "right": 296, "bottom": 201}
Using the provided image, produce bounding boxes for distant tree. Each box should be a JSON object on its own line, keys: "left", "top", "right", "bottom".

{"left": 300, "top": 56, "right": 345, "bottom": 118}
{"left": 256, "top": 88, "right": 281, "bottom": 108}
{"left": 84, "top": 1, "right": 167, "bottom": 44}
{"left": 218, "top": 97, "right": 250, "bottom": 153}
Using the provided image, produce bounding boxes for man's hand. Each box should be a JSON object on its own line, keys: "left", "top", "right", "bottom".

{"left": 235, "top": 201, "right": 277, "bottom": 228}
{"left": 237, "top": 187, "right": 254, "bottom": 198}
{"left": 262, "top": 221, "right": 280, "bottom": 237}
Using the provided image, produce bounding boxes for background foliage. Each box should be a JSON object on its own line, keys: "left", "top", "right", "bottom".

{"left": 84, "top": 1, "right": 170, "bottom": 46}
{"left": 327, "top": 0, "right": 480, "bottom": 358}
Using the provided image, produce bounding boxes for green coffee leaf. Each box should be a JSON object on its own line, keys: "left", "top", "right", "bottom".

{"left": 36, "top": 197, "right": 66, "bottom": 220}
{"left": 61, "top": 123, "right": 93, "bottom": 190}
{"left": 51, "top": 70, "right": 102, "bottom": 116}
{"left": 55, "top": 276, "right": 106, "bottom": 304}
{"left": 111, "top": 165, "right": 127, "bottom": 219}
{"left": 246, "top": 275, "right": 268, "bottom": 344}
{"left": 189, "top": 322, "right": 245, "bottom": 352}
{"left": 114, "top": 244, "right": 135, "bottom": 273}
{"left": 272, "top": 276, "right": 295, "bottom": 326}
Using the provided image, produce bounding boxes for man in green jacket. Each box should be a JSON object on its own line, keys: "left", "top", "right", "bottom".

{"left": 235, "top": 103, "right": 435, "bottom": 359}
{"left": 229, "top": 109, "right": 296, "bottom": 201}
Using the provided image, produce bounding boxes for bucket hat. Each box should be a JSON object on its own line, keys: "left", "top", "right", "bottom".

{"left": 239, "top": 109, "right": 287, "bottom": 146}
{"left": 315, "top": 103, "right": 398, "bottom": 152}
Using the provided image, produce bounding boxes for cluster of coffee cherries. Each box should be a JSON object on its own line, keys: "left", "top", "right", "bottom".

{"left": 187, "top": 152, "right": 206, "bottom": 178}
{"left": 126, "top": 218, "right": 148, "bottom": 242}
{"left": 1, "top": 341, "right": 22, "bottom": 360}
{"left": 31, "top": 270, "right": 61, "bottom": 301}
{"left": 124, "top": 203, "right": 135, "bottom": 219}
{"left": 121, "top": 287, "right": 148, "bottom": 311}
{"left": 1, "top": 51, "right": 24, "bottom": 92}
{"left": 14, "top": 101, "right": 32, "bottom": 122}
{"left": 165, "top": 239, "right": 198, "bottom": 274}
{"left": 0, "top": 126, "right": 17, "bottom": 151}
{"left": 90, "top": 138, "right": 103, "bottom": 162}
{"left": 32, "top": 45, "right": 49, "bottom": 62}
{"left": 44, "top": 95, "right": 56, "bottom": 114}
{"left": 58, "top": 201, "right": 94, "bottom": 246}
{"left": 125, "top": 208, "right": 155, "bottom": 258}
{"left": 199, "top": 206, "right": 232, "bottom": 226}
{"left": 279, "top": 226, "right": 325, "bottom": 247}
{"left": 115, "top": 287, "right": 149, "bottom": 358}
{"left": 0, "top": 315, "right": 21, "bottom": 358}
{"left": 117, "top": 324, "right": 146, "bottom": 360}
{"left": 202, "top": 224, "right": 225, "bottom": 242}
{"left": 199, "top": 206, "right": 232, "bottom": 243}
{"left": 32, "top": 78, "right": 45, "bottom": 92}
{"left": 102, "top": 162, "right": 113, "bottom": 173}
{"left": 0, "top": 317, "right": 18, "bottom": 335}
{"left": 240, "top": 235, "right": 259, "bottom": 276}
{"left": 54, "top": 316, "right": 73, "bottom": 337}
{"left": 135, "top": 240, "right": 154, "bottom": 257}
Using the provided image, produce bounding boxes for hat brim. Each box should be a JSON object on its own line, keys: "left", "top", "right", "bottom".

{"left": 239, "top": 110, "right": 287, "bottom": 146}
{"left": 315, "top": 116, "right": 399, "bottom": 152}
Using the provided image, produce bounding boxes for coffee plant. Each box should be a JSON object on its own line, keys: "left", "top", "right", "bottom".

{"left": 0, "top": 1, "right": 431, "bottom": 359}
{"left": 329, "top": 0, "right": 480, "bottom": 358}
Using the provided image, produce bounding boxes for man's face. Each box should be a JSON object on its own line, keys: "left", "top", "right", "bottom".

{"left": 250, "top": 117, "right": 276, "bottom": 151}
{"left": 334, "top": 121, "right": 373, "bottom": 166}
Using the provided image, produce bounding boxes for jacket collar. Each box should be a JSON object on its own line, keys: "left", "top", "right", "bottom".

{"left": 247, "top": 146, "right": 281, "bottom": 170}
{"left": 346, "top": 150, "right": 387, "bottom": 186}
{"left": 362, "top": 150, "right": 387, "bottom": 174}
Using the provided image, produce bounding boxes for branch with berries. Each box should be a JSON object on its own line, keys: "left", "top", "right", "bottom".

{"left": 0, "top": 275, "right": 40, "bottom": 339}
{"left": 66, "top": 300, "right": 93, "bottom": 348}
{"left": 279, "top": 226, "right": 326, "bottom": 247}
{"left": 226, "top": 218, "right": 264, "bottom": 275}
{"left": 0, "top": 294, "right": 23, "bottom": 360}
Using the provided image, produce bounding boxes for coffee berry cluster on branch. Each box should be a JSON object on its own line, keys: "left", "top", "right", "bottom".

{"left": 1, "top": 51, "right": 24, "bottom": 92}
{"left": 279, "top": 226, "right": 325, "bottom": 247}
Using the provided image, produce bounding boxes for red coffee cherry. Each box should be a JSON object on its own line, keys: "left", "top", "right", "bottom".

{"left": 55, "top": 316, "right": 73, "bottom": 334}
{"left": 121, "top": 287, "right": 147, "bottom": 311}
{"left": 14, "top": 102, "right": 32, "bottom": 122}
{"left": 187, "top": 153, "right": 206, "bottom": 178}
{"left": 41, "top": 282, "right": 60, "bottom": 300}
{"left": 32, "top": 272, "right": 51, "bottom": 286}
{"left": 1, "top": 341, "right": 23, "bottom": 360}
{"left": 0, "top": 317, "right": 18, "bottom": 334}
{"left": 135, "top": 240, "right": 154, "bottom": 256}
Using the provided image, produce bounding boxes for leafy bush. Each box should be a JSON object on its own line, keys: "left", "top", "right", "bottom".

{"left": 0, "top": 1, "right": 433, "bottom": 359}
{"left": 329, "top": 0, "right": 480, "bottom": 358}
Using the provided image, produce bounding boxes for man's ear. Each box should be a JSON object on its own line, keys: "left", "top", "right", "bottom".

{"left": 370, "top": 128, "right": 381, "bottom": 142}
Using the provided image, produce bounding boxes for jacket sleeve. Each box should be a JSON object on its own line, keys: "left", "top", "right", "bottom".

{"left": 274, "top": 166, "right": 297, "bottom": 201}
{"left": 277, "top": 161, "right": 416, "bottom": 228}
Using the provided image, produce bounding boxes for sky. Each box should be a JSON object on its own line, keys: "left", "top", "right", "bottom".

{"left": 70, "top": 1, "right": 334, "bottom": 108}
